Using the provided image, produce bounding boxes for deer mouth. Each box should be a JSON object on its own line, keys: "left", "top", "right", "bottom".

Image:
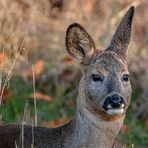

{"left": 105, "top": 106, "right": 125, "bottom": 115}
{"left": 103, "top": 93, "right": 126, "bottom": 116}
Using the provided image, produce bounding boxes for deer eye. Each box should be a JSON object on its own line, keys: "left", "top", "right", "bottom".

{"left": 122, "top": 74, "right": 129, "bottom": 82}
{"left": 91, "top": 74, "right": 103, "bottom": 82}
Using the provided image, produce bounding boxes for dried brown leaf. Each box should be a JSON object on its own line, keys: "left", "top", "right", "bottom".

{"left": 121, "top": 124, "right": 130, "bottom": 134}
{"left": 23, "top": 60, "right": 45, "bottom": 79}
{"left": 0, "top": 88, "right": 12, "bottom": 102}
{"left": 49, "top": 117, "right": 69, "bottom": 128}
{"left": 0, "top": 53, "right": 8, "bottom": 64}
{"left": 30, "top": 92, "right": 53, "bottom": 102}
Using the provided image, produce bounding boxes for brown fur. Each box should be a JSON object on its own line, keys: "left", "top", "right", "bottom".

{"left": 0, "top": 6, "right": 135, "bottom": 148}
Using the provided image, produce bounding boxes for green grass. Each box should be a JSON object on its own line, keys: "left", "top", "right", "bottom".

{"left": 0, "top": 75, "right": 76, "bottom": 124}
{"left": 117, "top": 113, "right": 148, "bottom": 147}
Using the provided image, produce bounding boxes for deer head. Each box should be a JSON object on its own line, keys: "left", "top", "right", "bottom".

{"left": 66, "top": 6, "right": 134, "bottom": 121}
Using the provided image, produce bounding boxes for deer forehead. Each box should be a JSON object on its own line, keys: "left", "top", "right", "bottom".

{"left": 87, "top": 51, "right": 128, "bottom": 75}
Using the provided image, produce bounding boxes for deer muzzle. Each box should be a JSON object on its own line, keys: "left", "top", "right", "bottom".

{"left": 103, "top": 93, "right": 126, "bottom": 116}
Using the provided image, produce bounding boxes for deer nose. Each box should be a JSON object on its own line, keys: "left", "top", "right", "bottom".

{"left": 109, "top": 94, "right": 122, "bottom": 104}
{"left": 108, "top": 94, "right": 125, "bottom": 108}
{"left": 103, "top": 93, "right": 126, "bottom": 110}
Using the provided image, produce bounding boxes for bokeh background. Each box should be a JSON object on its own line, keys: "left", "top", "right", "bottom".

{"left": 0, "top": 0, "right": 148, "bottom": 147}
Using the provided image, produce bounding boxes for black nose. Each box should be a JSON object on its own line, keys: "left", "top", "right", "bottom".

{"left": 103, "top": 93, "right": 125, "bottom": 109}
{"left": 108, "top": 94, "right": 124, "bottom": 108}
{"left": 110, "top": 94, "right": 122, "bottom": 104}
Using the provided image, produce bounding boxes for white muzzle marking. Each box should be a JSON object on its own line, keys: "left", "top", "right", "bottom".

{"left": 106, "top": 103, "right": 125, "bottom": 115}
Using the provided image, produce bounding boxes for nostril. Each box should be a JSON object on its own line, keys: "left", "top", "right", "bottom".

{"left": 110, "top": 95, "right": 122, "bottom": 104}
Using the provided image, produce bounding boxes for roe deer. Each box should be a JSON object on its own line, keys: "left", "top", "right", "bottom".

{"left": 0, "top": 6, "right": 134, "bottom": 148}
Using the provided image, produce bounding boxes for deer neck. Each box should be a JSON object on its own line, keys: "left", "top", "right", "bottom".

{"left": 67, "top": 104, "right": 124, "bottom": 148}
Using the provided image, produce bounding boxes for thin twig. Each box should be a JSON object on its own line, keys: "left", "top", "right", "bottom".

{"left": 32, "top": 65, "right": 37, "bottom": 126}
{"left": 21, "top": 101, "right": 29, "bottom": 148}
{"left": 0, "top": 29, "right": 28, "bottom": 106}
{"left": 0, "top": 18, "right": 22, "bottom": 105}
{"left": 31, "top": 120, "right": 35, "bottom": 148}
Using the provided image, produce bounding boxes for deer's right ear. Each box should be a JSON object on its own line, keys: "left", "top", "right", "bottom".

{"left": 65, "top": 23, "right": 96, "bottom": 63}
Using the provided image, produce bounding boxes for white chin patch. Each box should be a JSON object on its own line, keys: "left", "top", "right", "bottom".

{"left": 106, "top": 108, "right": 124, "bottom": 115}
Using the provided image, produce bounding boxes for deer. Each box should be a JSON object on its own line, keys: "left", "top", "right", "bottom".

{"left": 0, "top": 6, "right": 134, "bottom": 148}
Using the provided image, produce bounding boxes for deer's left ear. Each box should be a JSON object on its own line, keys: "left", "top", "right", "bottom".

{"left": 107, "top": 6, "right": 135, "bottom": 61}
{"left": 65, "top": 23, "right": 96, "bottom": 63}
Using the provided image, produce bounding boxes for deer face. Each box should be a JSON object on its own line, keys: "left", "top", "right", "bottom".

{"left": 82, "top": 51, "right": 132, "bottom": 118}
{"left": 66, "top": 7, "right": 134, "bottom": 120}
